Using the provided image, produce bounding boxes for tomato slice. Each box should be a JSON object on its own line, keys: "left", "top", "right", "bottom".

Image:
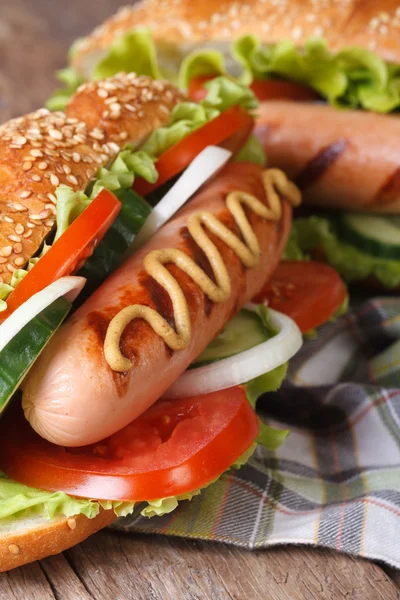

{"left": 133, "top": 105, "right": 254, "bottom": 197}
{"left": 188, "top": 76, "right": 320, "bottom": 103}
{"left": 0, "top": 189, "right": 120, "bottom": 322}
{"left": 253, "top": 261, "right": 347, "bottom": 333}
{"left": 250, "top": 79, "right": 320, "bottom": 102}
{"left": 0, "top": 387, "right": 258, "bottom": 501}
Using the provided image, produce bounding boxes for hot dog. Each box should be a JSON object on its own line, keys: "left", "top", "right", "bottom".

{"left": 255, "top": 101, "right": 400, "bottom": 214}
{"left": 22, "top": 162, "right": 293, "bottom": 446}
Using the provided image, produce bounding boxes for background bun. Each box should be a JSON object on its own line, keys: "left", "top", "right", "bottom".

{"left": 72, "top": 0, "right": 400, "bottom": 79}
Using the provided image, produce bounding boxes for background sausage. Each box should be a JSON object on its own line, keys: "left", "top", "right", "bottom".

{"left": 22, "top": 162, "right": 292, "bottom": 447}
{"left": 255, "top": 100, "right": 400, "bottom": 213}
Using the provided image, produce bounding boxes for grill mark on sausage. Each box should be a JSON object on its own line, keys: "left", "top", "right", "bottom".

{"left": 295, "top": 139, "right": 347, "bottom": 189}
{"left": 375, "top": 168, "right": 400, "bottom": 206}
{"left": 140, "top": 274, "right": 176, "bottom": 329}
{"left": 180, "top": 226, "right": 215, "bottom": 317}
{"left": 140, "top": 274, "right": 176, "bottom": 357}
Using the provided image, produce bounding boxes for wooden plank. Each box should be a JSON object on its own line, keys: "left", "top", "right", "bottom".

{"left": 61, "top": 531, "right": 400, "bottom": 600}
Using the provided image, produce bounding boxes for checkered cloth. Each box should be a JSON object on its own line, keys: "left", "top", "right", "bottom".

{"left": 114, "top": 297, "right": 400, "bottom": 569}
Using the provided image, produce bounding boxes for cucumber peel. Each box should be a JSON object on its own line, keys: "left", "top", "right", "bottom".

{"left": 0, "top": 297, "right": 71, "bottom": 412}
{"left": 338, "top": 214, "right": 400, "bottom": 260}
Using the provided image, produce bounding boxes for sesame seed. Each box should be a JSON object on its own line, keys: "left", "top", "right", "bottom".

{"left": 30, "top": 149, "right": 43, "bottom": 158}
{"left": 67, "top": 175, "right": 78, "bottom": 185}
{"left": 49, "top": 129, "right": 63, "bottom": 140}
{"left": 40, "top": 210, "right": 50, "bottom": 219}
{"left": 45, "top": 218, "right": 54, "bottom": 226}
{"left": 13, "top": 243, "right": 22, "bottom": 254}
{"left": 14, "top": 257, "right": 26, "bottom": 267}
{"left": 8, "top": 545, "right": 20, "bottom": 555}
{"left": 23, "top": 230, "right": 33, "bottom": 238}
{"left": 22, "top": 162, "right": 32, "bottom": 171}
{"left": 0, "top": 246, "right": 12, "bottom": 257}
{"left": 0, "top": 259, "right": 6, "bottom": 265}
{"left": 8, "top": 235, "right": 21, "bottom": 243}
{"left": 4, "top": 216, "right": 14, "bottom": 224}
{"left": 31, "top": 174, "right": 42, "bottom": 182}
{"left": 97, "top": 88, "right": 109, "bottom": 99}
{"left": 72, "top": 152, "right": 81, "bottom": 163}
{"left": 13, "top": 136, "right": 27, "bottom": 145}
{"left": 67, "top": 518, "right": 77, "bottom": 530}
{"left": 13, "top": 203, "right": 28, "bottom": 212}
{"left": 63, "top": 164, "right": 71, "bottom": 175}
{"left": 47, "top": 193, "right": 57, "bottom": 203}
{"left": 38, "top": 162, "right": 48, "bottom": 170}
{"left": 26, "top": 222, "right": 35, "bottom": 229}
{"left": 50, "top": 174, "right": 60, "bottom": 186}
{"left": 125, "top": 104, "right": 137, "bottom": 113}
{"left": 19, "top": 190, "right": 32, "bottom": 199}
{"left": 15, "top": 224, "right": 24, "bottom": 234}
{"left": 29, "top": 214, "right": 44, "bottom": 220}
{"left": 7, "top": 264, "right": 15, "bottom": 274}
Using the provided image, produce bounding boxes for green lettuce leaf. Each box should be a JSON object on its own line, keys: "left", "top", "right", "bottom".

{"left": 179, "top": 49, "right": 226, "bottom": 89}
{"left": 141, "top": 77, "right": 258, "bottom": 158}
{"left": 54, "top": 147, "right": 157, "bottom": 240}
{"left": 292, "top": 216, "right": 400, "bottom": 289}
{"left": 203, "top": 76, "right": 258, "bottom": 112}
{"left": 234, "top": 134, "right": 266, "bottom": 166}
{"left": 46, "top": 67, "right": 84, "bottom": 111}
{"left": 184, "top": 36, "right": 400, "bottom": 113}
{"left": 93, "top": 28, "right": 162, "bottom": 81}
{"left": 283, "top": 226, "right": 308, "bottom": 260}
{"left": 0, "top": 244, "right": 51, "bottom": 312}
{"left": 0, "top": 473, "right": 134, "bottom": 523}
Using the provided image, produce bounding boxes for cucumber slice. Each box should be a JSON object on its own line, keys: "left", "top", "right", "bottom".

{"left": 193, "top": 309, "right": 268, "bottom": 366}
{"left": 77, "top": 188, "right": 151, "bottom": 301}
{"left": 0, "top": 297, "right": 71, "bottom": 412}
{"left": 338, "top": 213, "right": 400, "bottom": 260}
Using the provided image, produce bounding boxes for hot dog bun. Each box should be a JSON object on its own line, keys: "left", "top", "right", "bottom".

{"left": 72, "top": 0, "right": 400, "bottom": 79}
{"left": 0, "top": 508, "right": 115, "bottom": 572}
{"left": 0, "top": 73, "right": 183, "bottom": 285}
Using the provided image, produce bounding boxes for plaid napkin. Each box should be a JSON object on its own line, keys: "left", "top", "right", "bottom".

{"left": 114, "top": 297, "right": 400, "bottom": 569}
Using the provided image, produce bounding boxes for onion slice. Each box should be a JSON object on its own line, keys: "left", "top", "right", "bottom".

{"left": 164, "top": 307, "right": 303, "bottom": 399}
{"left": 0, "top": 276, "right": 86, "bottom": 352}
{"left": 131, "top": 145, "right": 232, "bottom": 251}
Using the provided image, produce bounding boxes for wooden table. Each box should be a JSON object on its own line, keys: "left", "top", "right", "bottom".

{"left": 0, "top": 1, "right": 399, "bottom": 598}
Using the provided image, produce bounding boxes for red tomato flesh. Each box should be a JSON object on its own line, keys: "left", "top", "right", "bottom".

{"left": 253, "top": 261, "right": 347, "bottom": 333}
{"left": 0, "top": 387, "right": 258, "bottom": 501}
{"left": 0, "top": 189, "right": 120, "bottom": 323}
{"left": 188, "top": 76, "right": 320, "bottom": 103}
{"left": 133, "top": 105, "right": 254, "bottom": 197}
{"left": 250, "top": 79, "right": 320, "bottom": 102}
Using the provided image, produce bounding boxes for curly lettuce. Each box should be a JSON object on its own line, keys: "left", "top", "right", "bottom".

{"left": 292, "top": 216, "right": 400, "bottom": 289}
{"left": 182, "top": 36, "right": 400, "bottom": 114}
{"left": 0, "top": 473, "right": 134, "bottom": 525}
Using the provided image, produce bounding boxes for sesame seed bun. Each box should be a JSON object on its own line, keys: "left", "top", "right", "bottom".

{"left": 71, "top": 0, "right": 400, "bottom": 81}
{"left": 0, "top": 508, "right": 115, "bottom": 572}
{"left": 0, "top": 74, "right": 183, "bottom": 285}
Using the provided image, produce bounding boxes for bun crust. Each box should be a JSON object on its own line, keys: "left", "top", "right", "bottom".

{"left": 72, "top": 0, "right": 400, "bottom": 78}
{"left": 0, "top": 509, "right": 115, "bottom": 572}
{"left": 66, "top": 72, "right": 185, "bottom": 149}
{"left": 0, "top": 74, "right": 182, "bottom": 285}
